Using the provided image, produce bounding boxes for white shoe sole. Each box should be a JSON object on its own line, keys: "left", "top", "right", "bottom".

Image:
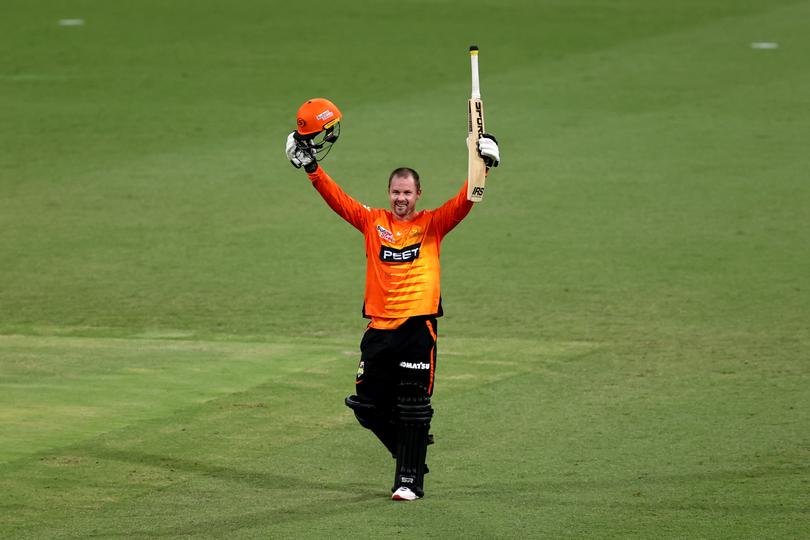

{"left": 391, "top": 487, "right": 420, "bottom": 501}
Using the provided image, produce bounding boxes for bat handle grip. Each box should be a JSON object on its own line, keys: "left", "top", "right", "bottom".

{"left": 470, "top": 48, "right": 481, "bottom": 99}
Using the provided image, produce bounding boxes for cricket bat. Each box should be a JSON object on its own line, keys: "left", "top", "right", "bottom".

{"left": 466, "top": 45, "right": 487, "bottom": 202}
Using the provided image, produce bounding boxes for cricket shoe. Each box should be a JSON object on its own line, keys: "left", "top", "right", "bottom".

{"left": 391, "top": 487, "right": 421, "bottom": 501}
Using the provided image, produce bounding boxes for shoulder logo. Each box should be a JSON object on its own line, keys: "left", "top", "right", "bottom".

{"left": 376, "top": 224, "right": 395, "bottom": 242}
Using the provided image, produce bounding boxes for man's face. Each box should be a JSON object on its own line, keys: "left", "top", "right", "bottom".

{"left": 389, "top": 175, "right": 421, "bottom": 220}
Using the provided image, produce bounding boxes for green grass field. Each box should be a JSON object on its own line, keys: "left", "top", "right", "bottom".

{"left": 2, "top": 0, "right": 809, "bottom": 537}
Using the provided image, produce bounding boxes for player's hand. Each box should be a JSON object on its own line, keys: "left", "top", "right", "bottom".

{"left": 285, "top": 132, "right": 316, "bottom": 171}
{"left": 478, "top": 134, "right": 500, "bottom": 168}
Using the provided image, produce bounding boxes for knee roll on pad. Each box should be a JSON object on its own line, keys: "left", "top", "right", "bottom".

{"left": 396, "top": 385, "right": 433, "bottom": 426}
{"left": 395, "top": 397, "right": 433, "bottom": 425}
{"left": 395, "top": 382, "right": 433, "bottom": 423}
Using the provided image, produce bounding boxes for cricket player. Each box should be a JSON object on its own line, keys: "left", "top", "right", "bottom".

{"left": 285, "top": 98, "right": 500, "bottom": 501}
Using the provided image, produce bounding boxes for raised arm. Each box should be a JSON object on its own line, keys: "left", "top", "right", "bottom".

{"left": 307, "top": 165, "right": 371, "bottom": 233}
{"left": 433, "top": 134, "right": 501, "bottom": 238}
{"left": 432, "top": 180, "right": 475, "bottom": 239}
{"left": 284, "top": 118, "right": 370, "bottom": 232}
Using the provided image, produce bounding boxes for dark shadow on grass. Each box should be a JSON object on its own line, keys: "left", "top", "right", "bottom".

{"left": 84, "top": 447, "right": 389, "bottom": 536}
{"left": 91, "top": 447, "right": 378, "bottom": 493}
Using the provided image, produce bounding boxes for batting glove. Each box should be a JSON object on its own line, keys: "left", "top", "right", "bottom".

{"left": 478, "top": 133, "right": 500, "bottom": 168}
{"left": 285, "top": 132, "right": 317, "bottom": 171}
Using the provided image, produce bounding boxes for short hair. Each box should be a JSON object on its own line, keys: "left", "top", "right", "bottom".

{"left": 388, "top": 167, "right": 421, "bottom": 192}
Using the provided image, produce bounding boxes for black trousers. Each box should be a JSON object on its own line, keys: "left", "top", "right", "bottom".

{"left": 355, "top": 316, "right": 438, "bottom": 404}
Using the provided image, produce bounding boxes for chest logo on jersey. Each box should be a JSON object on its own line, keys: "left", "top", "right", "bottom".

{"left": 376, "top": 225, "right": 395, "bottom": 243}
{"left": 379, "top": 243, "right": 421, "bottom": 263}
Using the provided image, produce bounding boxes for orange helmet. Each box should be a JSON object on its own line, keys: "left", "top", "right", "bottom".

{"left": 294, "top": 98, "right": 342, "bottom": 162}
{"left": 296, "top": 98, "right": 342, "bottom": 136}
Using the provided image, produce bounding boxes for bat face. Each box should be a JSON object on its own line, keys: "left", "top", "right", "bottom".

{"left": 469, "top": 98, "right": 484, "bottom": 139}
{"left": 467, "top": 97, "right": 487, "bottom": 202}
{"left": 466, "top": 46, "right": 487, "bottom": 203}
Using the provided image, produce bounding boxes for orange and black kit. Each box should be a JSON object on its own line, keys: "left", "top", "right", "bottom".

{"left": 307, "top": 165, "right": 473, "bottom": 497}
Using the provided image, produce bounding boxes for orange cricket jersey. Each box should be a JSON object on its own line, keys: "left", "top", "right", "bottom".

{"left": 307, "top": 166, "right": 473, "bottom": 329}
